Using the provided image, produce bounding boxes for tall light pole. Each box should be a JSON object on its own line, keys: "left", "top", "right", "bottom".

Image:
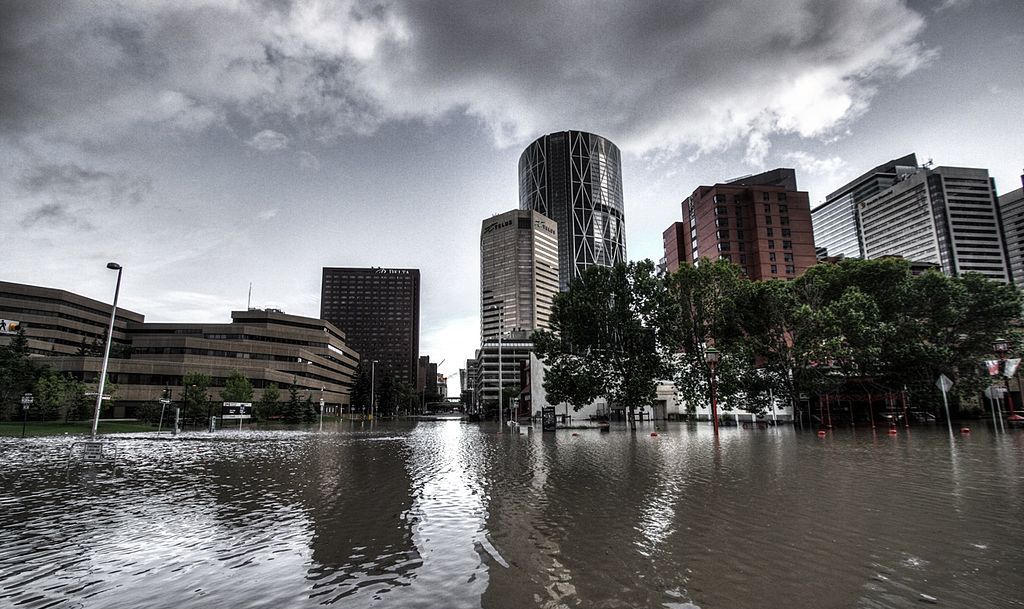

{"left": 493, "top": 305, "right": 505, "bottom": 429}
{"left": 370, "top": 359, "right": 378, "bottom": 420}
{"left": 91, "top": 262, "right": 122, "bottom": 437}
{"left": 705, "top": 346, "right": 721, "bottom": 436}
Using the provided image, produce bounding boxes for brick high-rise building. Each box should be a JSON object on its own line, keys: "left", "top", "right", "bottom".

{"left": 320, "top": 267, "right": 420, "bottom": 385}
{"left": 669, "top": 168, "right": 816, "bottom": 280}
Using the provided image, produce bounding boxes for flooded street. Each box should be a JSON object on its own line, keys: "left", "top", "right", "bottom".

{"left": 1, "top": 421, "right": 1022, "bottom": 609}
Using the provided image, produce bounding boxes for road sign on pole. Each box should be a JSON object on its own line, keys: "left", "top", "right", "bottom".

{"left": 936, "top": 374, "right": 954, "bottom": 438}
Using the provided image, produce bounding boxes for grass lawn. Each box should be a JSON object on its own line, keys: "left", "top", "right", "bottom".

{"left": 0, "top": 420, "right": 158, "bottom": 437}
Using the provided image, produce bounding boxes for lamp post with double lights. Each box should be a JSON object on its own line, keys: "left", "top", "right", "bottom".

{"left": 705, "top": 346, "right": 721, "bottom": 436}
{"left": 993, "top": 338, "right": 1022, "bottom": 424}
{"left": 91, "top": 262, "right": 122, "bottom": 437}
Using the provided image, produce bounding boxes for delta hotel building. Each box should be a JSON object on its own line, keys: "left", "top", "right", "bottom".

{"left": 320, "top": 267, "right": 421, "bottom": 386}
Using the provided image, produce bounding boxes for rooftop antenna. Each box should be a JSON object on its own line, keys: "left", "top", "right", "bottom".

{"left": 247, "top": 282, "right": 252, "bottom": 310}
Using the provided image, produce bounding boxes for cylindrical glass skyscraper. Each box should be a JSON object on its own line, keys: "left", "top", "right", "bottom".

{"left": 519, "top": 130, "right": 626, "bottom": 291}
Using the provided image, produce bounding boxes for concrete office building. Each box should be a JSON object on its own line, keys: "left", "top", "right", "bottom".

{"left": 857, "top": 166, "right": 1010, "bottom": 281}
{"left": 475, "top": 209, "right": 560, "bottom": 415}
{"left": 812, "top": 154, "right": 918, "bottom": 259}
{"left": 519, "top": 130, "right": 626, "bottom": 291}
{"left": 998, "top": 174, "right": 1024, "bottom": 286}
{"left": 472, "top": 330, "right": 533, "bottom": 414}
{"left": 320, "top": 267, "right": 420, "bottom": 385}
{"left": 480, "top": 209, "right": 560, "bottom": 341}
{"left": 0, "top": 280, "right": 143, "bottom": 357}
{"left": 1, "top": 281, "right": 361, "bottom": 417}
{"left": 670, "top": 168, "right": 816, "bottom": 280}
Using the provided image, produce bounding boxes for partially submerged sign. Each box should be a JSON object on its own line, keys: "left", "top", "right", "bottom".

{"left": 222, "top": 402, "right": 253, "bottom": 420}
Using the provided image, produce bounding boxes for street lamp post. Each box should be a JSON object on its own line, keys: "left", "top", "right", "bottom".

{"left": 705, "top": 347, "right": 721, "bottom": 436}
{"left": 993, "top": 338, "right": 1021, "bottom": 423}
{"left": 319, "top": 386, "right": 325, "bottom": 432}
{"left": 91, "top": 262, "right": 122, "bottom": 437}
{"left": 370, "top": 360, "right": 378, "bottom": 420}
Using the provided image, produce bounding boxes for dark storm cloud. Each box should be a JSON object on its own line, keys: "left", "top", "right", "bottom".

{"left": 0, "top": 0, "right": 930, "bottom": 155}
{"left": 19, "top": 202, "right": 96, "bottom": 230}
{"left": 18, "top": 163, "right": 152, "bottom": 206}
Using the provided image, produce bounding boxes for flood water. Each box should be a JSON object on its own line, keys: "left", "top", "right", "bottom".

{"left": 1, "top": 421, "right": 1022, "bottom": 609}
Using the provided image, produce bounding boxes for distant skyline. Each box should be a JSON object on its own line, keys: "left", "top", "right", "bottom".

{"left": 2, "top": 0, "right": 1022, "bottom": 393}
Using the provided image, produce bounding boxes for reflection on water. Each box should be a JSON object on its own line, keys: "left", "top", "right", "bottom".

{"left": 1, "top": 421, "right": 1022, "bottom": 609}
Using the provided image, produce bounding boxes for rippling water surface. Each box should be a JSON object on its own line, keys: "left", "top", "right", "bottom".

{"left": 1, "top": 421, "right": 1022, "bottom": 609}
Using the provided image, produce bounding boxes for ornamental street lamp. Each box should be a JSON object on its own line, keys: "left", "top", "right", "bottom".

{"left": 705, "top": 346, "right": 721, "bottom": 436}
{"left": 993, "top": 338, "right": 1021, "bottom": 422}
{"left": 91, "top": 262, "right": 122, "bottom": 437}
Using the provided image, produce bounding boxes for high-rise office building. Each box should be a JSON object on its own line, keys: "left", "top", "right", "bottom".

{"left": 856, "top": 166, "right": 1009, "bottom": 282}
{"left": 812, "top": 154, "right": 919, "bottom": 259}
{"left": 519, "top": 130, "right": 626, "bottom": 291}
{"left": 475, "top": 209, "right": 559, "bottom": 413}
{"left": 480, "top": 209, "right": 560, "bottom": 341}
{"left": 998, "top": 174, "right": 1024, "bottom": 286}
{"left": 661, "top": 222, "right": 687, "bottom": 275}
{"left": 670, "top": 168, "right": 816, "bottom": 280}
{"left": 320, "top": 267, "right": 420, "bottom": 385}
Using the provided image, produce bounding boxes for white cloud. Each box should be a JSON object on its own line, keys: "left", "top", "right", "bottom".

{"left": 782, "top": 151, "right": 847, "bottom": 178}
{"left": 257, "top": 209, "right": 279, "bottom": 221}
{"left": 0, "top": 0, "right": 934, "bottom": 160}
{"left": 247, "top": 129, "right": 289, "bottom": 152}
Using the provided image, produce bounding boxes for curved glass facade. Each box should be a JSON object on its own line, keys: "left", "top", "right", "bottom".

{"left": 519, "top": 130, "right": 626, "bottom": 291}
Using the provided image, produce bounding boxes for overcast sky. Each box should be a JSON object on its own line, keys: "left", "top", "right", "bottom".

{"left": 1, "top": 0, "right": 1022, "bottom": 392}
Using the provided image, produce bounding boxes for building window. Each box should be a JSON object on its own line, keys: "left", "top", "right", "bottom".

{"left": 718, "top": 242, "right": 731, "bottom": 251}
{"left": 736, "top": 229, "right": 745, "bottom": 240}
{"left": 766, "top": 228, "right": 774, "bottom": 237}
{"left": 764, "top": 203, "right": 771, "bottom": 213}
{"left": 768, "top": 240, "right": 775, "bottom": 249}
{"left": 779, "top": 204, "right": 788, "bottom": 213}
{"left": 735, "top": 217, "right": 744, "bottom": 228}
{"left": 781, "top": 216, "right": 790, "bottom": 225}
{"left": 717, "top": 229, "right": 730, "bottom": 239}
{"left": 720, "top": 254, "right": 731, "bottom": 262}
{"left": 769, "top": 252, "right": 777, "bottom": 262}
{"left": 738, "top": 241, "right": 745, "bottom": 251}
{"left": 763, "top": 192, "right": 770, "bottom": 201}
{"left": 781, "top": 229, "right": 791, "bottom": 237}
{"left": 783, "top": 240, "right": 792, "bottom": 250}
{"left": 770, "top": 264, "right": 778, "bottom": 274}
{"left": 716, "top": 217, "right": 729, "bottom": 228}
{"left": 765, "top": 215, "right": 772, "bottom": 225}
{"left": 739, "top": 254, "right": 747, "bottom": 264}
{"left": 715, "top": 205, "right": 729, "bottom": 216}
{"left": 784, "top": 253, "right": 794, "bottom": 262}
{"left": 714, "top": 194, "right": 726, "bottom": 203}
{"left": 778, "top": 192, "right": 787, "bottom": 202}
{"left": 734, "top": 195, "right": 743, "bottom": 204}
{"left": 786, "top": 265, "right": 795, "bottom": 274}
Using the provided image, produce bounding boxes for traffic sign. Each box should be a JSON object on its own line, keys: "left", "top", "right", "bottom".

{"left": 935, "top": 374, "right": 953, "bottom": 393}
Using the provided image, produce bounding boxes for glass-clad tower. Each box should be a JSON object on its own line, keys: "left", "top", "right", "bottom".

{"left": 519, "top": 130, "right": 626, "bottom": 291}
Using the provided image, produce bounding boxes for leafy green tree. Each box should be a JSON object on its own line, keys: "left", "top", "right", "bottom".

{"left": 394, "top": 381, "right": 418, "bottom": 415}
{"left": 301, "top": 393, "right": 317, "bottom": 423}
{"left": 660, "top": 259, "right": 749, "bottom": 416}
{"left": 33, "top": 370, "right": 68, "bottom": 421}
{"left": 64, "top": 377, "right": 90, "bottom": 422}
{"left": 282, "top": 383, "right": 301, "bottom": 424}
{"left": 376, "top": 374, "right": 396, "bottom": 416}
{"left": 534, "top": 260, "right": 669, "bottom": 430}
{"left": 0, "top": 327, "right": 37, "bottom": 421}
{"left": 220, "top": 370, "right": 254, "bottom": 403}
{"left": 181, "top": 371, "right": 212, "bottom": 428}
{"left": 351, "top": 362, "right": 371, "bottom": 414}
{"left": 255, "top": 382, "right": 281, "bottom": 421}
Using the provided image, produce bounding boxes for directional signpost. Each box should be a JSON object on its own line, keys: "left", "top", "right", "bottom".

{"left": 20, "top": 393, "right": 33, "bottom": 438}
{"left": 222, "top": 402, "right": 252, "bottom": 431}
